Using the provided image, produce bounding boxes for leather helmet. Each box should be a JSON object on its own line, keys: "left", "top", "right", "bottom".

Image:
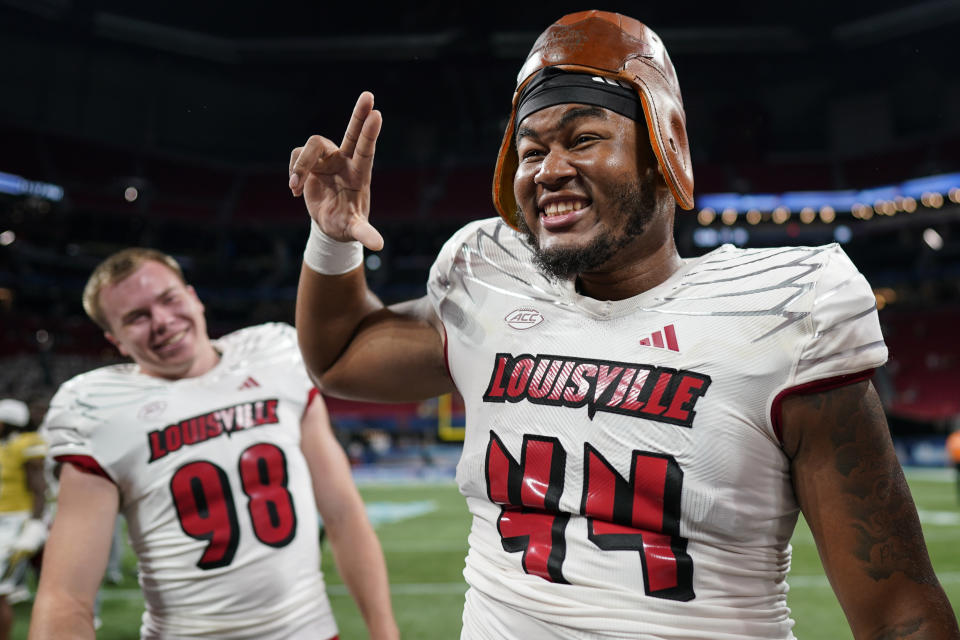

{"left": 492, "top": 10, "right": 694, "bottom": 228}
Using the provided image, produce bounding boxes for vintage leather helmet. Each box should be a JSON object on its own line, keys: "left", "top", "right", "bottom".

{"left": 492, "top": 10, "right": 694, "bottom": 228}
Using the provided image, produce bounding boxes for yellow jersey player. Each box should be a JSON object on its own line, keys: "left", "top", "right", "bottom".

{"left": 0, "top": 399, "right": 47, "bottom": 640}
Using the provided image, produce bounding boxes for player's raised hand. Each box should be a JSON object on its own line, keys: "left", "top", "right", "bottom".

{"left": 289, "top": 92, "right": 384, "bottom": 251}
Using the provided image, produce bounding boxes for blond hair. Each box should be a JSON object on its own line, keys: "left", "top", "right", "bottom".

{"left": 82, "top": 248, "right": 186, "bottom": 331}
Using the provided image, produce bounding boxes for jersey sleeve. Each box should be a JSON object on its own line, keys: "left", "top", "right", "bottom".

{"left": 769, "top": 246, "right": 888, "bottom": 441}
{"left": 792, "top": 245, "right": 888, "bottom": 386}
{"left": 39, "top": 379, "right": 112, "bottom": 479}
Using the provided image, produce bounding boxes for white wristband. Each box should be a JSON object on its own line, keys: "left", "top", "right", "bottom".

{"left": 303, "top": 219, "right": 364, "bottom": 275}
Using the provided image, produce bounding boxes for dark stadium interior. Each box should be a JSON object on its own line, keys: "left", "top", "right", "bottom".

{"left": 1, "top": 1, "right": 959, "bottom": 442}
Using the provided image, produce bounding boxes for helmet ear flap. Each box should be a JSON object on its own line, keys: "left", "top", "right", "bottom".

{"left": 492, "top": 109, "right": 522, "bottom": 230}
{"left": 492, "top": 11, "right": 694, "bottom": 228}
{"left": 629, "top": 60, "right": 694, "bottom": 211}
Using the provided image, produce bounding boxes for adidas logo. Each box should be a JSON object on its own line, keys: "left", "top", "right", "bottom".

{"left": 639, "top": 324, "right": 680, "bottom": 353}
{"left": 238, "top": 376, "right": 261, "bottom": 390}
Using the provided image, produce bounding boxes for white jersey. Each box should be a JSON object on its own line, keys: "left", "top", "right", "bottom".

{"left": 427, "top": 218, "right": 887, "bottom": 640}
{"left": 42, "top": 323, "right": 337, "bottom": 640}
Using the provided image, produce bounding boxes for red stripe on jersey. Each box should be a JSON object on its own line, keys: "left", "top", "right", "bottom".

{"left": 651, "top": 331, "right": 664, "bottom": 349}
{"left": 664, "top": 324, "right": 679, "bottom": 352}
{"left": 633, "top": 455, "right": 667, "bottom": 531}
{"left": 585, "top": 451, "right": 615, "bottom": 521}
{"left": 770, "top": 369, "right": 876, "bottom": 444}
{"left": 302, "top": 386, "right": 322, "bottom": 421}
{"left": 56, "top": 455, "right": 114, "bottom": 483}
{"left": 487, "top": 439, "right": 512, "bottom": 505}
{"left": 520, "top": 439, "right": 554, "bottom": 509}
{"left": 640, "top": 531, "right": 679, "bottom": 592}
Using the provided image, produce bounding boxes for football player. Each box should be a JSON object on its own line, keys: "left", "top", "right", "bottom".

{"left": 0, "top": 399, "right": 46, "bottom": 640}
{"left": 289, "top": 10, "right": 958, "bottom": 640}
{"left": 31, "top": 248, "right": 398, "bottom": 640}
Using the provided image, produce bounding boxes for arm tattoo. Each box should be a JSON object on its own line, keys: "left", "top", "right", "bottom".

{"left": 873, "top": 618, "right": 923, "bottom": 640}
{"left": 805, "top": 385, "right": 937, "bottom": 587}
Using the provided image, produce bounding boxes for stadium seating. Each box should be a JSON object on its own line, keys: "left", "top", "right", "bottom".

{"left": 881, "top": 308, "right": 960, "bottom": 422}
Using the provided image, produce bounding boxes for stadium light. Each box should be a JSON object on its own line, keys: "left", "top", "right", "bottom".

{"left": 0, "top": 171, "right": 64, "bottom": 202}
{"left": 693, "top": 171, "right": 959, "bottom": 217}
{"left": 923, "top": 228, "right": 943, "bottom": 250}
{"left": 697, "top": 208, "right": 716, "bottom": 225}
{"left": 833, "top": 225, "right": 852, "bottom": 243}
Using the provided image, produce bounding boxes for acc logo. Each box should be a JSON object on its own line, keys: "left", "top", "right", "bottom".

{"left": 138, "top": 400, "right": 167, "bottom": 421}
{"left": 505, "top": 308, "right": 544, "bottom": 330}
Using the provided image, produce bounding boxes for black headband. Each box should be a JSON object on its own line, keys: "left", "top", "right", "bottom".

{"left": 514, "top": 68, "right": 643, "bottom": 131}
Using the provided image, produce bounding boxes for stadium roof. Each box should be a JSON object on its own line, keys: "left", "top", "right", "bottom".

{"left": 1, "top": 0, "right": 957, "bottom": 171}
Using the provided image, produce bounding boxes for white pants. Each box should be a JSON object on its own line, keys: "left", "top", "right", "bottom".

{"left": 0, "top": 511, "right": 29, "bottom": 595}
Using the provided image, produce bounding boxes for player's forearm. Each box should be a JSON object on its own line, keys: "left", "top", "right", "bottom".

{"left": 29, "top": 592, "right": 96, "bottom": 640}
{"left": 859, "top": 617, "right": 960, "bottom": 639}
{"left": 296, "top": 263, "right": 384, "bottom": 381}
{"left": 326, "top": 514, "right": 399, "bottom": 640}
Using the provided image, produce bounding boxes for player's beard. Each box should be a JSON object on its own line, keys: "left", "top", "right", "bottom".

{"left": 516, "top": 172, "right": 657, "bottom": 281}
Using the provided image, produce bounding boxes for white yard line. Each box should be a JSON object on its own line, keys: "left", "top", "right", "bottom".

{"left": 92, "top": 582, "right": 470, "bottom": 601}
{"left": 88, "top": 570, "right": 960, "bottom": 602}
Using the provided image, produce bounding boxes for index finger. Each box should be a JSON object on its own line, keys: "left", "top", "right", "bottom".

{"left": 288, "top": 135, "right": 339, "bottom": 196}
{"left": 339, "top": 91, "right": 375, "bottom": 158}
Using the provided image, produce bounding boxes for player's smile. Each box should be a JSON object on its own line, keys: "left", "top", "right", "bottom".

{"left": 538, "top": 196, "right": 591, "bottom": 231}
{"left": 151, "top": 327, "right": 190, "bottom": 354}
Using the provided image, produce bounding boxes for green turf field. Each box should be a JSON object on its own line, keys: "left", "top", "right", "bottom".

{"left": 13, "top": 470, "right": 960, "bottom": 639}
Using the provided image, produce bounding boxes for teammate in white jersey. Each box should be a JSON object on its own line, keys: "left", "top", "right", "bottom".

{"left": 288, "top": 10, "right": 958, "bottom": 640}
{"left": 30, "top": 248, "right": 398, "bottom": 640}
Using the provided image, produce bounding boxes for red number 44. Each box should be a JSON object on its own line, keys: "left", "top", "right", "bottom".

{"left": 485, "top": 431, "right": 694, "bottom": 601}
{"left": 170, "top": 442, "right": 297, "bottom": 570}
